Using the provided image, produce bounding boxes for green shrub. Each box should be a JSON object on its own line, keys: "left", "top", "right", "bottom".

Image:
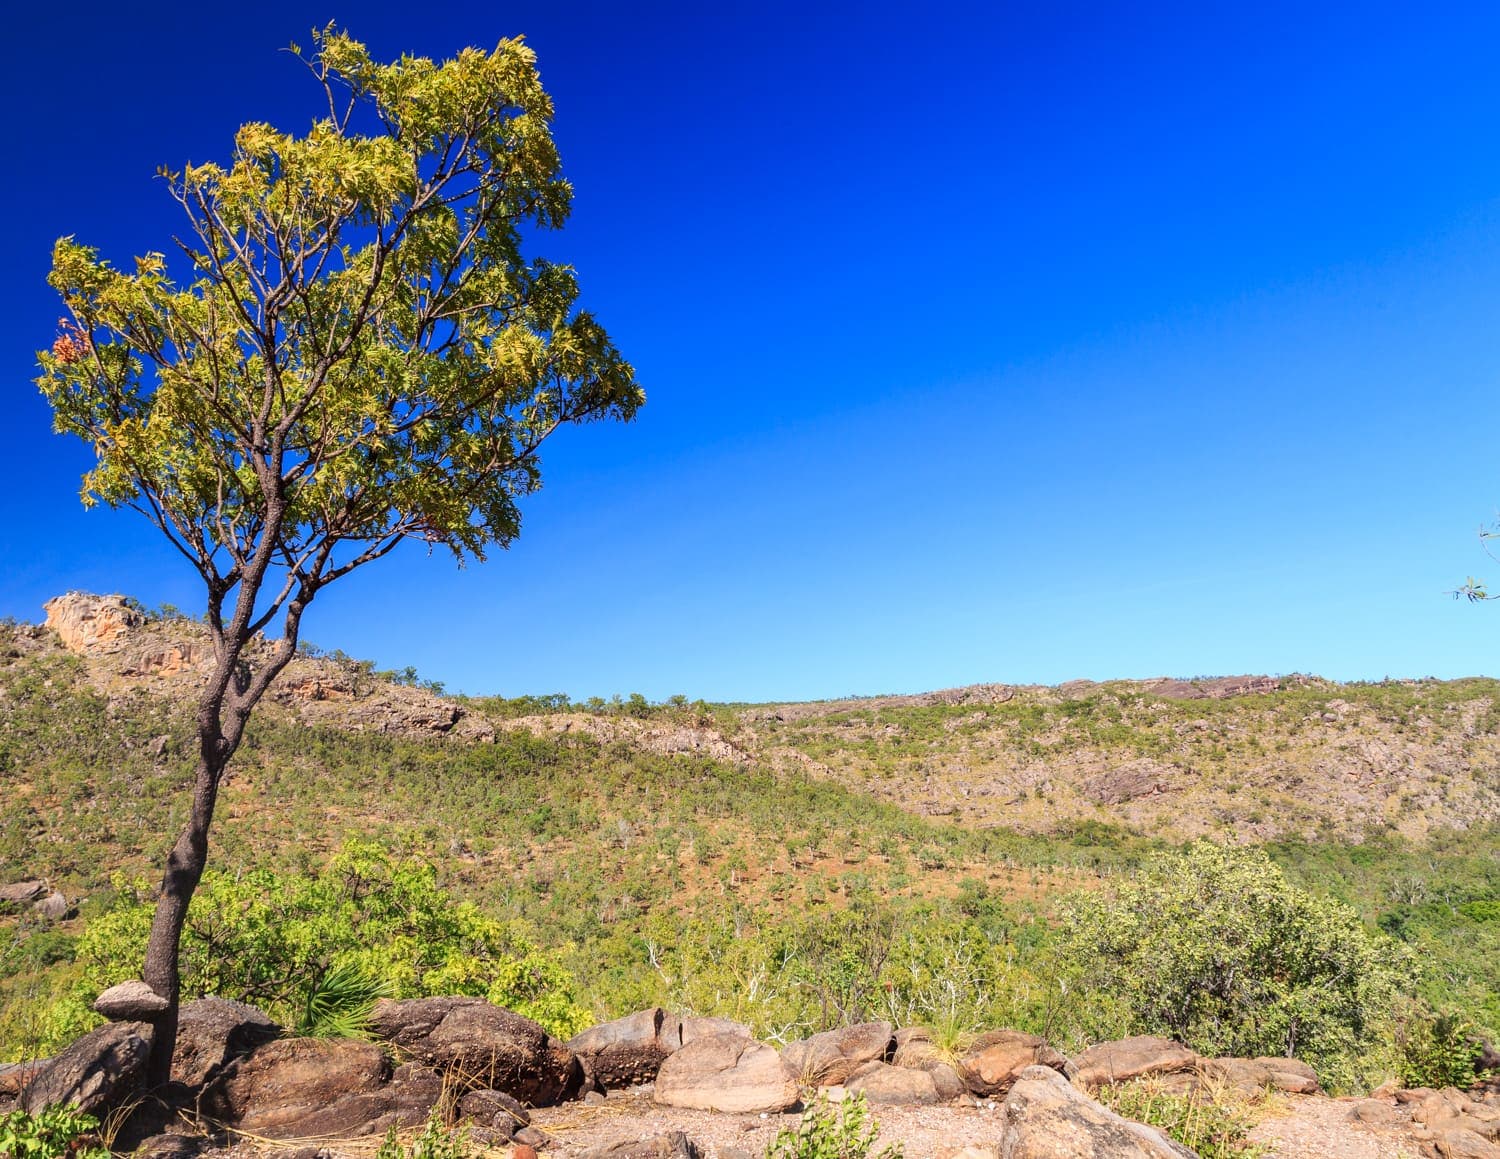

{"left": 0, "top": 1107, "right": 108, "bottom": 1159}
{"left": 1062, "top": 842, "right": 1413, "bottom": 1089}
{"left": 1397, "top": 1008, "right": 1480, "bottom": 1090}
{"left": 1097, "top": 1080, "right": 1268, "bottom": 1159}
{"left": 376, "top": 1111, "right": 472, "bottom": 1159}
{"left": 767, "top": 1093, "right": 901, "bottom": 1159}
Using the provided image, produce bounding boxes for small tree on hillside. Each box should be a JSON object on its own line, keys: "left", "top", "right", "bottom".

{"left": 35, "top": 28, "right": 641, "bottom": 1080}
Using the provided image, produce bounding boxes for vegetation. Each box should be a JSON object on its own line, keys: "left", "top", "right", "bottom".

{"left": 0, "top": 1107, "right": 107, "bottom": 1159}
{"left": 34, "top": 24, "right": 640, "bottom": 1079}
{"left": 376, "top": 1112, "right": 475, "bottom": 1159}
{"left": 767, "top": 1093, "right": 902, "bottom": 1159}
{"left": 1096, "top": 1081, "right": 1268, "bottom": 1159}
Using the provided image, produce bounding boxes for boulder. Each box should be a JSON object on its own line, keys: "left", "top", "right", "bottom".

{"left": 172, "top": 997, "right": 280, "bottom": 1089}
{"left": 1197, "top": 1056, "right": 1318, "bottom": 1096}
{"left": 21, "top": 1021, "right": 152, "bottom": 1115}
{"left": 679, "top": 1016, "right": 751, "bottom": 1045}
{"left": 0, "top": 1060, "right": 48, "bottom": 1098}
{"left": 204, "top": 1037, "right": 426, "bottom": 1138}
{"left": 844, "top": 1061, "right": 942, "bottom": 1105}
{"left": 1423, "top": 1130, "right": 1500, "bottom": 1159}
{"left": 1349, "top": 1100, "right": 1402, "bottom": 1127}
{"left": 578, "top": 1133, "right": 704, "bottom": 1159}
{"left": 959, "top": 1031, "right": 1068, "bottom": 1097}
{"left": 654, "top": 1033, "right": 798, "bottom": 1114}
{"left": 0, "top": 880, "right": 46, "bottom": 905}
{"left": 33, "top": 892, "right": 69, "bottom": 920}
{"left": 782, "top": 1022, "right": 894, "bottom": 1086}
{"left": 369, "top": 997, "right": 583, "bottom": 1106}
{"left": 568, "top": 1008, "right": 684, "bottom": 1088}
{"left": 93, "top": 981, "right": 169, "bottom": 1021}
{"left": 458, "top": 1087, "right": 531, "bottom": 1135}
{"left": 1070, "top": 1037, "right": 1198, "bottom": 1088}
{"left": 999, "top": 1065, "right": 1197, "bottom": 1159}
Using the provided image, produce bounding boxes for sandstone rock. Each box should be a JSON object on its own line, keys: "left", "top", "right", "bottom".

{"left": 0, "top": 880, "right": 45, "bottom": 905}
{"left": 21, "top": 1021, "right": 152, "bottom": 1115}
{"left": 369, "top": 997, "right": 583, "bottom": 1105}
{"left": 93, "top": 981, "right": 169, "bottom": 1021}
{"left": 1070, "top": 1037, "right": 1198, "bottom": 1088}
{"left": 44, "top": 593, "right": 142, "bottom": 655}
{"left": 1000, "top": 1065, "right": 1197, "bottom": 1159}
{"left": 578, "top": 1132, "right": 704, "bottom": 1159}
{"left": 1197, "top": 1056, "right": 1319, "bottom": 1096}
{"left": 1427, "top": 1129, "right": 1500, "bottom": 1159}
{"left": 679, "top": 1016, "right": 751, "bottom": 1046}
{"left": 892, "top": 1027, "right": 939, "bottom": 1067}
{"left": 131, "top": 1134, "right": 212, "bottom": 1159}
{"left": 458, "top": 1087, "right": 531, "bottom": 1134}
{"left": 1081, "top": 760, "right": 1178, "bottom": 805}
{"left": 514, "top": 1125, "right": 553, "bottom": 1149}
{"left": 1350, "top": 1100, "right": 1402, "bottom": 1126}
{"left": 568, "top": 1008, "right": 683, "bottom": 1088}
{"left": 0, "top": 1060, "right": 48, "bottom": 1097}
{"left": 204, "top": 1037, "right": 396, "bottom": 1137}
{"left": 844, "top": 1061, "right": 942, "bottom": 1105}
{"left": 959, "top": 1031, "right": 1067, "bottom": 1097}
{"left": 33, "top": 891, "right": 69, "bottom": 920}
{"left": 172, "top": 997, "right": 280, "bottom": 1089}
{"left": 782, "top": 1022, "right": 893, "bottom": 1086}
{"left": 654, "top": 1034, "right": 798, "bottom": 1114}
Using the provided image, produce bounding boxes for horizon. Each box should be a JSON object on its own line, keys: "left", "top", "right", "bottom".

{"left": 5, "top": 2, "right": 1500, "bottom": 702}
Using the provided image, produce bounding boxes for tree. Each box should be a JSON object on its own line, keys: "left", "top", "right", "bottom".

{"left": 35, "top": 27, "right": 641, "bottom": 1081}
{"left": 1061, "top": 843, "right": 1411, "bottom": 1087}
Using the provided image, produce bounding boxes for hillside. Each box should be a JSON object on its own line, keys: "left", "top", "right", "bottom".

{"left": 1, "top": 594, "right": 1497, "bottom": 1074}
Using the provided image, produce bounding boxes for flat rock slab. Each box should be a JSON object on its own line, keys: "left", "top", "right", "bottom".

{"left": 654, "top": 1034, "right": 798, "bottom": 1114}
{"left": 1070, "top": 1037, "right": 1198, "bottom": 1088}
{"left": 93, "top": 980, "right": 169, "bottom": 1020}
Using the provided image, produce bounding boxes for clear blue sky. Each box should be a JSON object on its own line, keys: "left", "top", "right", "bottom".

{"left": 4, "top": 1, "right": 1500, "bottom": 701}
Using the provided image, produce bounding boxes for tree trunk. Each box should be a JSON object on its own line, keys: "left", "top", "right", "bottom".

{"left": 141, "top": 742, "right": 227, "bottom": 1086}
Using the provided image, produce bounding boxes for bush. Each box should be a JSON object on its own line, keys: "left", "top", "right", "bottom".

{"left": 1062, "top": 842, "right": 1413, "bottom": 1088}
{"left": 0, "top": 1107, "right": 108, "bottom": 1159}
{"left": 1096, "top": 1080, "right": 1267, "bottom": 1159}
{"left": 1397, "top": 1008, "right": 1480, "bottom": 1090}
{"left": 766, "top": 1093, "right": 902, "bottom": 1159}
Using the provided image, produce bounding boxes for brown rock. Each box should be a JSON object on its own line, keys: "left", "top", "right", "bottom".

{"left": 33, "top": 891, "right": 69, "bottom": 920}
{"left": 172, "top": 997, "right": 280, "bottom": 1089}
{"left": 44, "top": 593, "right": 142, "bottom": 655}
{"left": 204, "top": 1037, "right": 393, "bottom": 1138}
{"left": 568, "top": 1009, "right": 683, "bottom": 1089}
{"left": 679, "top": 1016, "right": 751, "bottom": 1046}
{"left": 1000, "top": 1065, "right": 1196, "bottom": 1159}
{"left": 1429, "top": 1129, "right": 1500, "bottom": 1159}
{"left": 960, "top": 1031, "right": 1067, "bottom": 1097}
{"left": 782, "top": 1022, "right": 894, "bottom": 1086}
{"left": 654, "top": 1034, "right": 798, "bottom": 1114}
{"left": 578, "top": 1132, "right": 704, "bottom": 1159}
{"left": 1350, "top": 1100, "right": 1402, "bottom": 1126}
{"left": 369, "top": 997, "right": 583, "bottom": 1106}
{"left": 21, "top": 1021, "right": 152, "bottom": 1115}
{"left": 1197, "top": 1056, "right": 1319, "bottom": 1096}
{"left": 845, "top": 1061, "right": 942, "bottom": 1105}
{"left": 0, "top": 1060, "right": 48, "bottom": 1098}
{"left": 1070, "top": 1037, "right": 1198, "bottom": 1088}
{"left": 0, "top": 880, "right": 45, "bottom": 905}
{"left": 458, "top": 1088, "right": 530, "bottom": 1133}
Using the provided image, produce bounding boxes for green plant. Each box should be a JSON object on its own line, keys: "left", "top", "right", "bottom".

{"left": 767, "top": 1093, "right": 901, "bottom": 1159}
{"left": 1397, "top": 1008, "right": 1480, "bottom": 1090}
{"left": 298, "top": 959, "right": 393, "bottom": 1039}
{"left": 1097, "top": 1080, "right": 1268, "bottom": 1159}
{"left": 0, "top": 1106, "right": 108, "bottom": 1159}
{"left": 376, "top": 1110, "right": 473, "bottom": 1159}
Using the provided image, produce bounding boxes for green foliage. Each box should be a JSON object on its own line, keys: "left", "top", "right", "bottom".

{"left": 0, "top": 1107, "right": 107, "bottom": 1159}
{"left": 1397, "top": 1008, "right": 1481, "bottom": 1090}
{"left": 1063, "top": 843, "right": 1412, "bottom": 1088}
{"left": 49, "top": 841, "right": 588, "bottom": 1051}
{"left": 1096, "top": 1081, "right": 1268, "bottom": 1159}
{"left": 376, "top": 1111, "right": 473, "bottom": 1159}
{"left": 767, "top": 1093, "right": 901, "bottom": 1159}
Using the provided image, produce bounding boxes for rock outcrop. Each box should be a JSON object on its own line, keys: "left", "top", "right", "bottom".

{"left": 654, "top": 1033, "right": 798, "bottom": 1114}
{"left": 1000, "top": 1065, "right": 1197, "bottom": 1159}
{"left": 21, "top": 1021, "right": 152, "bottom": 1116}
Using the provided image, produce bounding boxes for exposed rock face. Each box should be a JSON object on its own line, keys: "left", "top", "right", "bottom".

{"left": 44, "top": 593, "right": 142, "bottom": 655}
{"left": 369, "top": 997, "right": 584, "bottom": 1106}
{"left": 21, "top": 1021, "right": 152, "bottom": 1115}
{"left": 1000, "top": 1065, "right": 1197, "bottom": 1159}
{"left": 654, "top": 1034, "right": 798, "bottom": 1114}
{"left": 0, "top": 880, "right": 46, "bottom": 905}
{"left": 93, "top": 980, "right": 169, "bottom": 1021}
{"left": 1070, "top": 1037, "right": 1198, "bottom": 1087}
{"left": 1081, "top": 760, "right": 1179, "bottom": 805}
{"left": 205, "top": 1037, "right": 438, "bottom": 1138}
{"left": 679, "top": 1016, "right": 751, "bottom": 1045}
{"left": 781, "top": 1022, "right": 894, "bottom": 1086}
{"left": 569, "top": 1008, "right": 683, "bottom": 1089}
{"left": 1197, "top": 1056, "right": 1319, "bottom": 1095}
{"left": 959, "top": 1031, "right": 1068, "bottom": 1097}
{"left": 844, "top": 1060, "right": 943, "bottom": 1105}
{"left": 172, "top": 997, "right": 280, "bottom": 1089}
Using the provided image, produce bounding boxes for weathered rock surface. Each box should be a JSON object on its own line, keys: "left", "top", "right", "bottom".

{"left": 679, "top": 1016, "right": 751, "bottom": 1046}
{"left": 654, "top": 1034, "right": 798, "bottom": 1114}
{"left": 1197, "top": 1055, "right": 1319, "bottom": 1095}
{"left": 844, "top": 1061, "right": 943, "bottom": 1105}
{"left": 578, "top": 1132, "right": 704, "bottom": 1159}
{"left": 1070, "top": 1037, "right": 1198, "bottom": 1087}
{"left": 369, "top": 997, "right": 583, "bottom": 1105}
{"left": 458, "top": 1087, "right": 531, "bottom": 1136}
{"left": 44, "top": 593, "right": 142, "bottom": 655}
{"left": 21, "top": 1021, "right": 152, "bottom": 1115}
{"left": 0, "top": 880, "right": 46, "bottom": 905}
{"left": 782, "top": 1022, "right": 893, "bottom": 1086}
{"left": 1000, "top": 1065, "right": 1197, "bottom": 1159}
{"left": 172, "top": 997, "right": 280, "bottom": 1089}
{"left": 959, "top": 1031, "right": 1067, "bottom": 1097}
{"left": 569, "top": 1008, "right": 683, "bottom": 1088}
{"left": 33, "top": 891, "right": 69, "bottom": 920}
{"left": 93, "top": 980, "right": 169, "bottom": 1021}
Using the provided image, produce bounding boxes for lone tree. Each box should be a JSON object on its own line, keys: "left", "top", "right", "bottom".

{"left": 35, "top": 28, "right": 641, "bottom": 1080}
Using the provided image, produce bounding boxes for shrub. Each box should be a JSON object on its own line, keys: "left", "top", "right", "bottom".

{"left": 766, "top": 1093, "right": 902, "bottom": 1159}
{"left": 1397, "top": 1008, "right": 1480, "bottom": 1090}
{"left": 1097, "top": 1080, "right": 1268, "bottom": 1159}
{"left": 0, "top": 1107, "right": 108, "bottom": 1159}
{"left": 1062, "top": 842, "right": 1413, "bottom": 1088}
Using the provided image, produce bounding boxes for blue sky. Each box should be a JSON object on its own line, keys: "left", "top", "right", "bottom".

{"left": 4, "top": 1, "right": 1500, "bottom": 701}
